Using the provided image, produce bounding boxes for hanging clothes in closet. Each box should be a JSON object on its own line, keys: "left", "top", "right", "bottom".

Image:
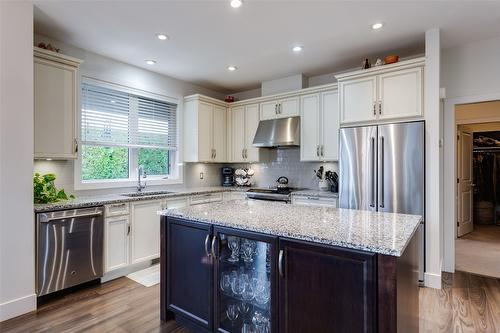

{"left": 473, "top": 151, "right": 500, "bottom": 225}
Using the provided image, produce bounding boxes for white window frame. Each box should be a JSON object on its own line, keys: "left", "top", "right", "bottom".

{"left": 74, "top": 77, "right": 184, "bottom": 190}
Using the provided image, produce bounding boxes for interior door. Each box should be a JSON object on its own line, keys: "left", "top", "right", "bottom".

{"left": 339, "top": 126, "right": 378, "bottom": 211}
{"left": 458, "top": 131, "right": 474, "bottom": 236}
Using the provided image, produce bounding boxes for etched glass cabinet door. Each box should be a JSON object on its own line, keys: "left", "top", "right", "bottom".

{"left": 213, "top": 227, "right": 277, "bottom": 333}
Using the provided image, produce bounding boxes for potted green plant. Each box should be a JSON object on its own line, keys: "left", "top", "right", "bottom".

{"left": 33, "top": 173, "right": 74, "bottom": 204}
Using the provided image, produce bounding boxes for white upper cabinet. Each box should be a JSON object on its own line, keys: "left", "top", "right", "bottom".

{"left": 34, "top": 47, "right": 82, "bottom": 159}
{"left": 229, "top": 103, "right": 261, "bottom": 163}
{"left": 184, "top": 95, "right": 227, "bottom": 162}
{"left": 336, "top": 57, "right": 425, "bottom": 125}
{"left": 300, "top": 94, "right": 321, "bottom": 161}
{"left": 377, "top": 67, "right": 423, "bottom": 120}
{"left": 321, "top": 90, "right": 340, "bottom": 161}
{"left": 244, "top": 104, "right": 261, "bottom": 162}
{"left": 300, "top": 89, "right": 339, "bottom": 161}
{"left": 339, "top": 76, "right": 377, "bottom": 124}
{"left": 259, "top": 97, "right": 299, "bottom": 120}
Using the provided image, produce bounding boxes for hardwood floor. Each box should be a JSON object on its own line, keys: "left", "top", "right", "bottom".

{"left": 1, "top": 271, "right": 499, "bottom": 333}
{"left": 419, "top": 271, "right": 500, "bottom": 333}
{"left": 456, "top": 225, "right": 500, "bottom": 278}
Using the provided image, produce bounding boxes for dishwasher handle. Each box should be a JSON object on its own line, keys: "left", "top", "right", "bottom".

{"left": 39, "top": 210, "right": 103, "bottom": 223}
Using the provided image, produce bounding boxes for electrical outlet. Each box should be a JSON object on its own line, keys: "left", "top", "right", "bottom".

{"left": 200, "top": 172, "right": 204, "bottom": 179}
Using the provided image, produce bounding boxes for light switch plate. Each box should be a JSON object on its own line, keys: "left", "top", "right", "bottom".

{"left": 200, "top": 172, "right": 204, "bottom": 179}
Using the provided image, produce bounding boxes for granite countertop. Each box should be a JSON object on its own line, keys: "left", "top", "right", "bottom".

{"left": 34, "top": 186, "right": 249, "bottom": 213}
{"left": 160, "top": 200, "right": 422, "bottom": 257}
{"left": 292, "top": 190, "right": 338, "bottom": 199}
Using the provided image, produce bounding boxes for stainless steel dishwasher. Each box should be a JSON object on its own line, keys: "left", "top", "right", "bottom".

{"left": 36, "top": 206, "right": 104, "bottom": 296}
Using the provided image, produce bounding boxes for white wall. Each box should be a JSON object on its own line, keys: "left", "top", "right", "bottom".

{"left": 442, "top": 36, "right": 500, "bottom": 273}
{"left": 0, "top": 1, "right": 36, "bottom": 321}
{"left": 442, "top": 36, "right": 500, "bottom": 100}
{"left": 33, "top": 34, "right": 227, "bottom": 196}
{"left": 423, "top": 28, "right": 443, "bottom": 289}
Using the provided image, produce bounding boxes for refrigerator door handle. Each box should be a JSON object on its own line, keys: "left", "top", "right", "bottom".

{"left": 379, "top": 136, "right": 385, "bottom": 208}
{"left": 370, "top": 137, "right": 375, "bottom": 208}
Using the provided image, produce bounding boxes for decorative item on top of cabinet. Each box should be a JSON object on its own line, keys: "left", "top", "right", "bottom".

{"left": 260, "top": 96, "right": 299, "bottom": 120}
{"left": 34, "top": 47, "right": 83, "bottom": 160}
{"left": 184, "top": 95, "right": 227, "bottom": 163}
{"left": 300, "top": 88, "right": 339, "bottom": 161}
{"left": 336, "top": 57, "right": 424, "bottom": 126}
{"left": 229, "top": 103, "right": 261, "bottom": 162}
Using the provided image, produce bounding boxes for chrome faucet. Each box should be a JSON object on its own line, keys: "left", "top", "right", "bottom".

{"left": 137, "top": 165, "right": 147, "bottom": 192}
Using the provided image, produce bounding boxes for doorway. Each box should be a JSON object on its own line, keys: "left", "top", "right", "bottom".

{"left": 455, "top": 105, "right": 500, "bottom": 278}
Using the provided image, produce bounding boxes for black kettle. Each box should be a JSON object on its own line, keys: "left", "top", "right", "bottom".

{"left": 276, "top": 176, "right": 289, "bottom": 190}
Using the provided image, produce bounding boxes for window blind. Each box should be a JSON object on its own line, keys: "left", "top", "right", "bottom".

{"left": 81, "top": 82, "right": 178, "bottom": 150}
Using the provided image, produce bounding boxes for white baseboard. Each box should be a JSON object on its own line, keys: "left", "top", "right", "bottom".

{"left": 0, "top": 293, "right": 36, "bottom": 322}
{"left": 424, "top": 272, "right": 442, "bottom": 289}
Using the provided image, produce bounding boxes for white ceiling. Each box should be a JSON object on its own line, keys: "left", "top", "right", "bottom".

{"left": 33, "top": 1, "right": 500, "bottom": 94}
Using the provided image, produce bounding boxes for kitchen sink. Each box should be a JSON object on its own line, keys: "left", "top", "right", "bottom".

{"left": 120, "top": 191, "right": 175, "bottom": 197}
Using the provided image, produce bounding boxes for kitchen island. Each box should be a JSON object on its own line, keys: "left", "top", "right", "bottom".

{"left": 159, "top": 199, "right": 422, "bottom": 333}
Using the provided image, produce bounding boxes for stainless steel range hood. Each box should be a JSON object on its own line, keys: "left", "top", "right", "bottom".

{"left": 252, "top": 116, "right": 300, "bottom": 148}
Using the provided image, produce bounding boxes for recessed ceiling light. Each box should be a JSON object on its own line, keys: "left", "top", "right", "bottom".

{"left": 230, "top": 0, "right": 242, "bottom": 8}
{"left": 372, "top": 22, "right": 384, "bottom": 30}
{"left": 227, "top": 65, "right": 237, "bottom": 71}
{"left": 145, "top": 60, "right": 156, "bottom": 65}
{"left": 292, "top": 45, "right": 303, "bottom": 53}
{"left": 157, "top": 33, "right": 169, "bottom": 40}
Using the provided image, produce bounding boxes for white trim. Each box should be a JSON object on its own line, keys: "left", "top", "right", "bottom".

{"left": 74, "top": 77, "right": 183, "bottom": 190}
{"left": 424, "top": 272, "right": 442, "bottom": 289}
{"left": 0, "top": 293, "right": 36, "bottom": 322}
{"left": 443, "top": 91, "right": 500, "bottom": 273}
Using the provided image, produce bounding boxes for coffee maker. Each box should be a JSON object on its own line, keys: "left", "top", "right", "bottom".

{"left": 221, "top": 167, "right": 234, "bottom": 187}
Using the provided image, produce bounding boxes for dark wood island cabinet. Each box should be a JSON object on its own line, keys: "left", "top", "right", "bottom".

{"left": 161, "top": 214, "right": 420, "bottom": 333}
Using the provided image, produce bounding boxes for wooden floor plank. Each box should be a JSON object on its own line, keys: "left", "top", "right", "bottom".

{"left": 1, "top": 271, "right": 500, "bottom": 333}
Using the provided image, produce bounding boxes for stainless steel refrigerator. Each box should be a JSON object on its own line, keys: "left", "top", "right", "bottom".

{"left": 339, "top": 121, "right": 425, "bottom": 282}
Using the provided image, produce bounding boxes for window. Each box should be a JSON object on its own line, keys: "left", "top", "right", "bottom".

{"left": 77, "top": 79, "right": 179, "bottom": 188}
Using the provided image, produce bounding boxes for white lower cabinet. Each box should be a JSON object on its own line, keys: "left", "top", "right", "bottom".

{"left": 130, "top": 200, "right": 164, "bottom": 264}
{"left": 105, "top": 215, "right": 130, "bottom": 273}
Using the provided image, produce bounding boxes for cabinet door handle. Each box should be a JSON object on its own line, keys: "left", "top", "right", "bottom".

{"left": 245, "top": 149, "right": 248, "bottom": 159}
{"left": 211, "top": 235, "right": 218, "bottom": 258}
{"left": 278, "top": 250, "right": 284, "bottom": 278}
{"left": 316, "top": 145, "right": 319, "bottom": 157}
{"left": 204, "top": 234, "right": 211, "bottom": 257}
{"left": 320, "top": 145, "right": 324, "bottom": 157}
{"left": 279, "top": 103, "right": 282, "bottom": 114}
{"left": 378, "top": 101, "right": 382, "bottom": 115}
{"left": 275, "top": 104, "right": 278, "bottom": 115}
{"left": 373, "top": 102, "right": 377, "bottom": 116}
{"left": 242, "top": 149, "right": 245, "bottom": 159}
{"left": 127, "top": 225, "right": 131, "bottom": 236}
{"left": 214, "top": 149, "right": 217, "bottom": 159}
{"left": 74, "top": 138, "right": 78, "bottom": 154}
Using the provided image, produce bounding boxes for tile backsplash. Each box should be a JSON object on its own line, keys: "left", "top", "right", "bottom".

{"left": 34, "top": 148, "right": 338, "bottom": 196}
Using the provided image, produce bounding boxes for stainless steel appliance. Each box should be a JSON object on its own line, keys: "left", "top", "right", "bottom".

{"left": 36, "top": 207, "right": 104, "bottom": 296}
{"left": 276, "top": 176, "right": 289, "bottom": 190}
{"left": 339, "top": 121, "right": 425, "bottom": 282}
{"left": 253, "top": 116, "right": 300, "bottom": 148}
{"left": 246, "top": 188, "right": 297, "bottom": 203}
{"left": 221, "top": 167, "right": 234, "bottom": 187}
